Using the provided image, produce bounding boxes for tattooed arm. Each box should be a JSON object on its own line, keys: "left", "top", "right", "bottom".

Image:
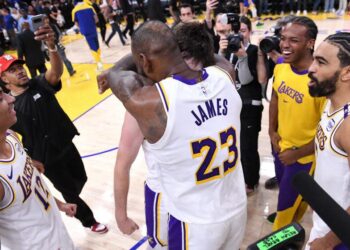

{"left": 107, "top": 70, "right": 167, "bottom": 143}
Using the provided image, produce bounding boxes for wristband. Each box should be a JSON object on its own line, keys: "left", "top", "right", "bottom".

{"left": 48, "top": 45, "right": 58, "bottom": 53}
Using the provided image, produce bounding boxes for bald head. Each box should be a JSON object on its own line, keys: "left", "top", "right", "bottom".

{"left": 131, "top": 21, "right": 180, "bottom": 58}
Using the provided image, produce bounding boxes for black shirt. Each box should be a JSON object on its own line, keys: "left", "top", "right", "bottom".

{"left": 229, "top": 44, "right": 263, "bottom": 101}
{"left": 11, "top": 75, "right": 79, "bottom": 164}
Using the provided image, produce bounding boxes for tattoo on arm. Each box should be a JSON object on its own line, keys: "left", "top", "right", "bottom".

{"left": 108, "top": 71, "right": 145, "bottom": 104}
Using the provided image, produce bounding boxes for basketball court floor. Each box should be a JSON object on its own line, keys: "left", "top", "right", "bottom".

{"left": 37, "top": 14, "right": 350, "bottom": 250}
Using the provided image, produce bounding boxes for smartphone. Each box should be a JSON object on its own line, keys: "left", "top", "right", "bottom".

{"left": 32, "top": 14, "right": 44, "bottom": 31}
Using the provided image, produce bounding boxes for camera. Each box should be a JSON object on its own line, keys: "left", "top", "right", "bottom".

{"left": 259, "top": 15, "right": 296, "bottom": 53}
{"left": 220, "top": 13, "right": 243, "bottom": 53}
{"left": 259, "top": 26, "right": 282, "bottom": 54}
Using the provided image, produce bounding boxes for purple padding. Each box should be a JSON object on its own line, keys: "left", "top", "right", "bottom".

{"left": 145, "top": 184, "right": 157, "bottom": 248}
{"left": 168, "top": 215, "right": 184, "bottom": 250}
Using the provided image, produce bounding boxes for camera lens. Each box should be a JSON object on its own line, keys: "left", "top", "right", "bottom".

{"left": 259, "top": 36, "right": 280, "bottom": 54}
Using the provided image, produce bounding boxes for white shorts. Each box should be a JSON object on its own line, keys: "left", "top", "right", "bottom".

{"left": 168, "top": 208, "right": 247, "bottom": 250}
{"left": 145, "top": 183, "right": 168, "bottom": 249}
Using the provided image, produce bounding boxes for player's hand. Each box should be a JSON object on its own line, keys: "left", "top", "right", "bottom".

{"left": 219, "top": 37, "right": 228, "bottom": 55}
{"left": 309, "top": 236, "right": 338, "bottom": 250}
{"left": 206, "top": 0, "right": 218, "bottom": 11}
{"left": 116, "top": 216, "right": 139, "bottom": 235}
{"left": 97, "top": 70, "right": 110, "bottom": 94}
{"left": 278, "top": 149, "right": 299, "bottom": 166}
{"left": 31, "top": 159, "right": 45, "bottom": 174}
{"left": 269, "top": 131, "right": 281, "bottom": 153}
{"left": 60, "top": 203, "right": 77, "bottom": 217}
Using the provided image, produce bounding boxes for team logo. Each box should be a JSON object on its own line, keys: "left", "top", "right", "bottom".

{"left": 316, "top": 124, "right": 327, "bottom": 151}
{"left": 326, "top": 119, "right": 335, "bottom": 132}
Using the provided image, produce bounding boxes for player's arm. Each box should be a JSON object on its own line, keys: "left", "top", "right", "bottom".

{"left": 97, "top": 53, "right": 137, "bottom": 94}
{"left": 213, "top": 54, "right": 236, "bottom": 83}
{"left": 310, "top": 118, "right": 350, "bottom": 249}
{"left": 54, "top": 198, "right": 77, "bottom": 217}
{"left": 107, "top": 70, "right": 166, "bottom": 143}
{"left": 279, "top": 139, "right": 314, "bottom": 166}
{"left": 114, "top": 112, "right": 143, "bottom": 234}
{"left": 269, "top": 89, "right": 280, "bottom": 153}
{"left": 34, "top": 25, "right": 63, "bottom": 85}
{"left": 257, "top": 48, "right": 268, "bottom": 85}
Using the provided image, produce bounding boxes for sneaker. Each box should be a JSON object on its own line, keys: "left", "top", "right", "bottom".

{"left": 290, "top": 11, "right": 294, "bottom": 15}
{"left": 256, "top": 21, "right": 264, "bottom": 27}
{"left": 69, "top": 70, "right": 76, "bottom": 76}
{"left": 303, "top": 10, "right": 307, "bottom": 15}
{"left": 97, "top": 62, "right": 103, "bottom": 72}
{"left": 264, "top": 176, "right": 278, "bottom": 189}
{"left": 296, "top": 10, "right": 300, "bottom": 15}
{"left": 266, "top": 212, "right": 277, "bottom": 224}
{"left": 90, "top": 222, "right": 108, "bottom": 234}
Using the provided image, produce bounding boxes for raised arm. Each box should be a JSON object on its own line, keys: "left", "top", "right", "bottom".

{"left": 107, "top": 70, "right": 166, "bottom": 143}
{"left": 114, "top": 112, "right": 144, "bottom": 234}
{"left": 97, "top": 53, "right": 137, "bottom": 94}
{"left": 34, "top": 25, "right": 63, "bottom": 85}
{"left": 205, "top": 0, "right": 218, "bottom": 30}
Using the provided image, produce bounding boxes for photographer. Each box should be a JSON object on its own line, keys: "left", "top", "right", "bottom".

{"left": 219, "top": 15, "right": 268, "bottom": 195}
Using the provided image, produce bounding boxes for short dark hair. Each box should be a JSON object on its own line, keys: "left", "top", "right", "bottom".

{"left": 179, "top": 3, "right": 194, "bottom": 13}
{"left": 239, "top": 16, "right": 252, "bottom": 31}
{"left": 173, "top": 22, "right": 215, "bottom": 67}
{"left": 325, "top": 32, "right": 350, "bottom": 67}
{"left": 288, "top": 16, "right": 318, "bottom": 40}
{"left": 132, "top": 21, "right": 179, "bottom": 57}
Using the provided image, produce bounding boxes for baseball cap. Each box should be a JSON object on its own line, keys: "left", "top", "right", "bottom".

{"left": 0, "top": 54, "right": 25, "bottom": 74}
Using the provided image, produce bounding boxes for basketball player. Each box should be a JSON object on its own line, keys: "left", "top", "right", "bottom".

{"left": 99, "top": 22, "right": 218, "bottom": 248}
{"left": 269, "top": 16, "right": 326, "bottom": 230}
{"left": 72, "top": 0, "right": 103, "bottom": 70}
{"left": 0, "top": 87, "right": 76, "bottom": 249}
{"left": 104, "top": 21, "right": 247, "bottom": 249}
{"left": 307, "top": 32, "right": 350, "bottom": 250}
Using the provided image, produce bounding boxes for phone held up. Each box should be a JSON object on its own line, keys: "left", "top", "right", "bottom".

{"left": 32, "top": 14, "right": 45, "bottom": 31}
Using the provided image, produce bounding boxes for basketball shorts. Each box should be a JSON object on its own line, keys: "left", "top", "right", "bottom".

{"left": 168, "top": 208, "right": 247, "bottom": 250}
{"left": 145, "top": 183, "right": 168, "bottom": 249}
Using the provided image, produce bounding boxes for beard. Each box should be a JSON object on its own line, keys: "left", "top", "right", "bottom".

{"left": 308, "top": 71, "right": 339, "bottom": 97}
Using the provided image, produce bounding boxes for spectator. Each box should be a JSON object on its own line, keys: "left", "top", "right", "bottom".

{"left": 268, "top": 16, "right": 325, "bottom": 230}
{"left": 17, "top": 9, "right": 33, "bottom": 32}
{"left": 0, "top": 24, "right": 107, "bottom": 234}
{"left": 220, "top": 16, "right": 268, "bottom": 195}
{"left": 147, "top": 0, "right": 166, "bottom": 22}
{"left": 1, "top": 8, "right": 18, "bottom": 49}
{"left": 17, "top": 21, "right": 47, "bottom": 78}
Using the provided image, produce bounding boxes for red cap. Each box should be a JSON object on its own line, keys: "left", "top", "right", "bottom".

{"left": 0, "top": 54, "right": 25, "bottom": 74}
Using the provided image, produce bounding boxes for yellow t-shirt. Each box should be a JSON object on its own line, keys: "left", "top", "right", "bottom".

{"left": 273, "top": 64, "right": 326, "bottom": 164}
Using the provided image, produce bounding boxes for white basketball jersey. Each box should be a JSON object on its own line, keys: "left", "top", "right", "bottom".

{"left": 143, "top": 66, "right": 247, "bottom": 224}
{"left": 143, "top": 141, "right": 161, "bottom": 193}
{"left": 311, "top": 101, "right": 350, "bottom": 239}
{"left": 0, "top": 133, "right": 74, "bottom": 250}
